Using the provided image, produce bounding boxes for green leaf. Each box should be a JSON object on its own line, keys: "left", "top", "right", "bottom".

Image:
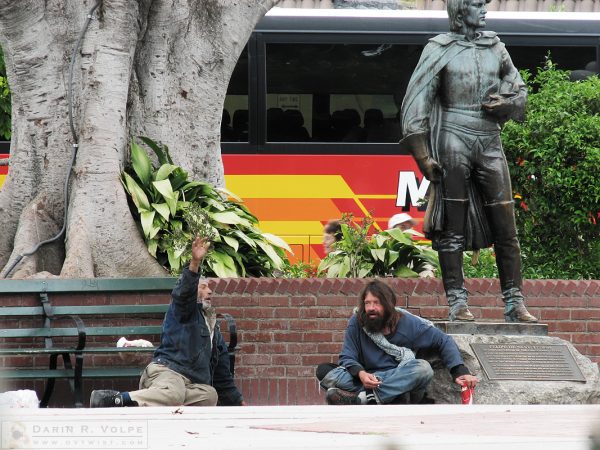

{"left": 386, "top": 227, "right": 414, "bottom": 244}
{"left": 167, "top": 248, "right": 181, "bottom": 272}
{"left": 140, "top": 211, "right": 156, "bottom": 239}
{"left": 153, "top": 179, "right": 175, "bottom": 200}
{"left": 131, "top": 141, "right": 153, "bottom": 187}
{"left": 122, "top": 172, "right": 151, "bottom": 212}
{"left": 155, "top": 164, "right": 179, "bottom": 181}
{"left": 257, "top": 241, "right": 284, "bottom": 269}
{"left": 338, "top": 256, "right": 350, "bottom": 278}
{"left": 358, "top": 264, "right": 374, "bottom": 278}
{"left": 375, "top": 234, "right": 388, "bottom": 247}
{"left": 394, "top": 266, "right": 419, "bottom": 278}
{"left": 223, "top": 235, "right": 239, "bottom": 252}
{"left": 370, "top": 248, "right": 387, "bottom": 262}
{"left": 387, "top": 250, "right": 400, "bottom": 266}
{"left": 209, "top": 251, "right": 239, "bottom": 277}
{"left": 152, "top": 203, "right": 170, "bottom": 221}
{"left": 210, "top": 211, "right": 252, "bottom": 227}
{"left": 147, "top": 239, "right": 158, "bottom": 257}
{"left": 261, "top": 232, "right": 293, "bottom": 253}
{"left": 138, "top": 136, "right": 172, "bottom": 165}
{"left": 233, "top": 230, "right": 257, "bottom": 249}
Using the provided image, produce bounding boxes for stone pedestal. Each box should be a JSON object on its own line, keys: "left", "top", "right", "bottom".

{"left": 428, "top": 322, "right": 600, "bottom": 404}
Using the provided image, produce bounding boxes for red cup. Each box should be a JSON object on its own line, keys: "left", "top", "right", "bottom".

{"left": 461, "top": 385, "right": 474, "bottom": 405}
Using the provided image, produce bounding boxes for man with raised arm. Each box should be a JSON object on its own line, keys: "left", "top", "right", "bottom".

{"left": 400, "top": 0, "right": 537, "bottom": 322}
{"left": 318, "top": 280, "right": 477, "bottom": 405}
{"left": 90, "top": 236, "right": 244, "bottom": 407}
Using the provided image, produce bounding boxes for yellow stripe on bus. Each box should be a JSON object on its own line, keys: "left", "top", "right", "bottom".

{"left": 0, "top": 174, "right": 5, "bottom": 187}
{"left": 257, "top": 220, "right": 326, "bottom": 235}
{"left": 224, "top": 175, "right": 355, "bottom": 198}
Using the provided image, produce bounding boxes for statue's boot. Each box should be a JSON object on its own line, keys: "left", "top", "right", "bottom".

{"left": 440, "top": 252, "right": 474, "bottom": 321}
{"left": 440, "top": 199, "right": 473, "bottom": 322}
{"left": 485, "top": 202, "right": 538, "bottom": 323}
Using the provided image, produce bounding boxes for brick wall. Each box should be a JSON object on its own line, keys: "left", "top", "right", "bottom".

{"left": 1, "top": 277, "right": 598, "bottom": 406}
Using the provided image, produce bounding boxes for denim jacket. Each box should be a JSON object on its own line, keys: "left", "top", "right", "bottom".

{"left": 153, "top": 268, "right": 243, "bottom": 405}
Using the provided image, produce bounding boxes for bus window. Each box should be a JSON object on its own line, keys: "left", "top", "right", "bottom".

{"left": 265, "top": 43, "right": 422, "bottom": 143}
{"left": 507, "top": 45, "right": 597, "bottom": 74}
{"left": 222, "top": 46, "right": 249, "bottom": 142}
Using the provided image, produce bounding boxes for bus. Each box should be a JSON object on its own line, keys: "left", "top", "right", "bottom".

{"left": 221, "top": 9, "right": 600, "bottom": 262}
{"left": 2, "top": 9, "right": 599, "bottom": 263}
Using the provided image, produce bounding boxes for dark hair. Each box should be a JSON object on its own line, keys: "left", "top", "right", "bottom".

{"left": 324, "top": 220, "right": 342, "bottom": 241}
{"left": 357, "top": 280, "right": 400, "bottom": 332}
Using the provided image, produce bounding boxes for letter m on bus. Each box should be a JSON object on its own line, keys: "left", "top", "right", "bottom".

{"left": 396, "top": 171, "right": 430, "bottom": 208}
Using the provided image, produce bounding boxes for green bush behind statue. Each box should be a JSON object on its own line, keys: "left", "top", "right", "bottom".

{"left": 502, "top": 60, "right": 600, "bottom": 280}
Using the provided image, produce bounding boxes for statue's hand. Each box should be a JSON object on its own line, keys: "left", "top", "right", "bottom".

{"left": 482, "top": 93, "right": 514, "bottom": 117}
{"left": 416, "top": 156, "right": 443, "bottom": 184}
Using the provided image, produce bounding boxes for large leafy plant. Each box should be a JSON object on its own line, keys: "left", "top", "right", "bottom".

{"left": 318, "top": 214, "right": 439, "bottom": 278}
{"left": 122, "top": 137, "right": 291, "bottom": 277}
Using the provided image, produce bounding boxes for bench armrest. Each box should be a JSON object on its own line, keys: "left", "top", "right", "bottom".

{"left": 217, "top": 313, "right": 238, "bottom": 354}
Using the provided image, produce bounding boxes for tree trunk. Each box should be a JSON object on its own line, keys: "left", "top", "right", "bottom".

{"left": 0, "top": 0, "right": 278, "bottom": 278}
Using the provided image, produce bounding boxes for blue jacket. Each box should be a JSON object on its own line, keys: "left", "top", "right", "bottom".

{"left": 153, "top": 268, "right": 243, "bottom": 405}
{"left": 339, "top": 311, "right": 469, "bottom": 379}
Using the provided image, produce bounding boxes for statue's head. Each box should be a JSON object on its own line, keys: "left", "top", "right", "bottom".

{"left": 447, "top": 0, "right": 491, "bottom": 33}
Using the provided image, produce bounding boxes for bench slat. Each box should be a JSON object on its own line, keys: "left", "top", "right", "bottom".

{"left": 85, "top": 326, "right": 162, "bottom": 336}
{"left": 0, "top": 347, "right": 78, "bottom": 355}
{"left": 0, "top": 306, "right": 44, "bottom": 316}
{"left": 52, "top": 305, "right": 169, "bottom": 315}
{"left": 0, "top": 328, "right": 81, "bottom": 338}
{"left": 0, "top": 367, "right": 145, "bottom": 379}
{"left": 82, "top": 368, "right": 145, "bottom": 378}
{"left": 0, "top": 369, "right": 75, "bottom": 379}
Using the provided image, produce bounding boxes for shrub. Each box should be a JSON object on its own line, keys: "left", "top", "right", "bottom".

{"left": 502, "top": 61, "right": 600, "bottom": 279}
{"left": 318, "top": 214, "right": 439, "bottom": 278}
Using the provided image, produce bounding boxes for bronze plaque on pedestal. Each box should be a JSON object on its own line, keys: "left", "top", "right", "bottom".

{"left": 471, "top": 343, "right": 586, "bottom": 382}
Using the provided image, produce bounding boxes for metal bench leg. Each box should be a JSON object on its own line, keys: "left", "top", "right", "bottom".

{"left": 40, "top": 353, "right": 59, "bottom": 408}
{"left": 60, "top": 352, "right": 83, "bottom": 408}
{"left": 73, "top": 352, "right": 84, "bottom": 408}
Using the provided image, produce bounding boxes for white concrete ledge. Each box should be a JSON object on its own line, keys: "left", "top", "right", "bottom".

{"left": 2, "top": 404, "right": 600, "bottom": 449}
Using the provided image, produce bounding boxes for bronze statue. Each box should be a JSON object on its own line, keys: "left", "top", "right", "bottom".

{"left": 400, "top": 0, "right": 537, "bottom": 323}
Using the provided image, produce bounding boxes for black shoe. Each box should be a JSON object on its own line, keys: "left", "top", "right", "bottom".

{"left": 326, "top": 388, "right": 361, "bottom": 405}
{"left": 90, "top": 390, "right": 124, "bottom": 408}
{"left": 364, "top": 389, "right": 378, "bottom": 405}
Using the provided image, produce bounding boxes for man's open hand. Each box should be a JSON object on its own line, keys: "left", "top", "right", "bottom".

{"left": 189, "top": 236, "right": 210, "bottom": 273}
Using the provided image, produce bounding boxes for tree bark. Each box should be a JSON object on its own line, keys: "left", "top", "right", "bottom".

{"left": 0, "top": 0, "right": 279, "bottom": 278}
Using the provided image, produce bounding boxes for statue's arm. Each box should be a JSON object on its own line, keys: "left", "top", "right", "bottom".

{"left": 483, "top": 45, "right": 527, "bottom": 123}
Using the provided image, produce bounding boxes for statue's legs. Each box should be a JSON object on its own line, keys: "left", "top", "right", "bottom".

{"left": 484, "top": 202, "right": 537, "bottom": 322}
{"left": 437, "top": 129, "right": 475, "bottom": 321}
{"left": 474, "top": 136, "right": 537, "bottom": 323}
{"left": 439, "top": 198, "right": 474, "bottom": 321}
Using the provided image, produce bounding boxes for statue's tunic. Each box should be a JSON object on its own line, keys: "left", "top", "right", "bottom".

{"left": 401, "top": 31, "right": 526, "bottom": 251}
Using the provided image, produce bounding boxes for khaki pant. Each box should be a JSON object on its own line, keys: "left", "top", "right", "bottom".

{"left": 129, "top": 362, "right": 217, "bottom": 407}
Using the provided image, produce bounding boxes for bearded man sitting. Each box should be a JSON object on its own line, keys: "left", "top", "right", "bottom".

{"left": 318, "top": 280, "right": 477, "bottom": 405}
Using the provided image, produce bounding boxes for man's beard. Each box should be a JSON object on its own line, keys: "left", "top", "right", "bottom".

{"left": 364, "top": 313, "right": 385, "bottom": 333}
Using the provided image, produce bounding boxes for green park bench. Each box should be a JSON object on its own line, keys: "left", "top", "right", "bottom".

{"left": 0, "top": 278, "right": 238, "bottom": 408}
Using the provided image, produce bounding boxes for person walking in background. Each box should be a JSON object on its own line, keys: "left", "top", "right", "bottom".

{"left": 323, "top": 219, "right": 343, "bottom": 255}
{"left": 388, "top": 213, "right": 435, "bottom": 277}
